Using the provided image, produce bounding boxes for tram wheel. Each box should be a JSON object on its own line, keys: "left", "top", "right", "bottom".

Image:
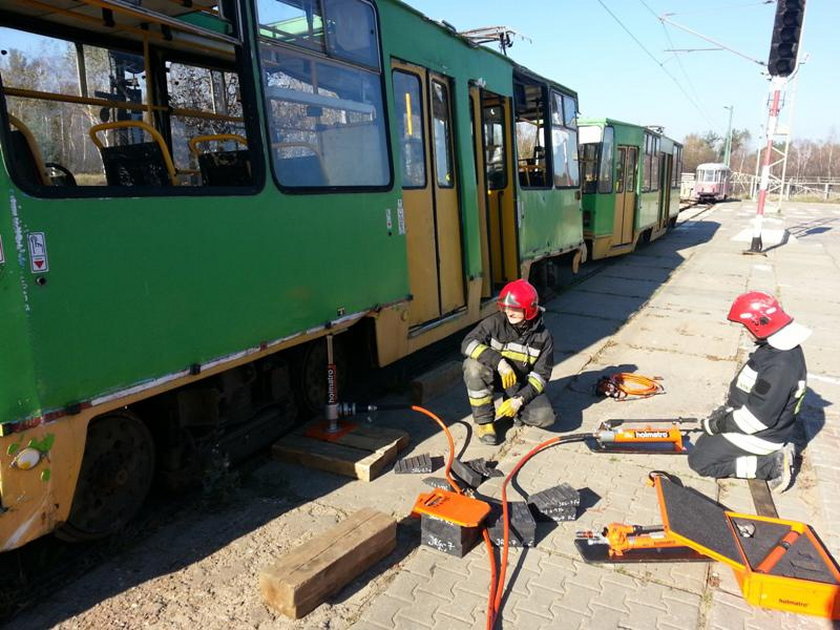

{"left": 56, "top": 411, "right": 155, "bottom": 542}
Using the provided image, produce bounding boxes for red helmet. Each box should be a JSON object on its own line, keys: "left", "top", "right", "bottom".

{"left": 727, "top": 291, "right": 792, "bottom": 339}
{"left": 498, "top": 279, "right": 539, "bottom": 320}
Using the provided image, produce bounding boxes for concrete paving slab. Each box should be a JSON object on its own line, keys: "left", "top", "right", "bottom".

{"left": 610, "top": 311, "right": 737, "bottom": 360}
{"left": 541, "top": 311, "right": 621, "bottom": 356}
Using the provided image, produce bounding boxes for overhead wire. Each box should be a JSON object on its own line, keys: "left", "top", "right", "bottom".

{"left": 596, "top": 0, "right": 718, "bottom": 131}
{"left": 638, "top": 0, "right": 718, "bottom": 132}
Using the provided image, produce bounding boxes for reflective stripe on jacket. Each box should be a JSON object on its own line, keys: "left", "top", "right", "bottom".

{"left": 719, "top": 342, "right": 807, "bottom": 453}
{"left": 461, "top": 310, "right": 554, "bottom": 404}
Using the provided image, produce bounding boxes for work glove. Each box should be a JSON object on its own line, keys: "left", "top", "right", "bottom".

{"left": 702, "top": 405, "right": 730, "bottom": 435}
{"left": 496, "top": 396, "right": 524, "bottom": 418}
{"left": 497, "top": 359, "right": 517, "bottom": 390}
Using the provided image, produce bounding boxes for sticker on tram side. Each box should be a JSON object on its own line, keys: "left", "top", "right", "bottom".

{"left": 27, "top": 232, "right": 49, "bottom": 273}
{"left": 397, "top": 199, "right": 406, "bottom": 235}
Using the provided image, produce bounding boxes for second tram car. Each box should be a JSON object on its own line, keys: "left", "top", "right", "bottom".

{"left": 578, "top": 119, "right": 682, "bottom": 260}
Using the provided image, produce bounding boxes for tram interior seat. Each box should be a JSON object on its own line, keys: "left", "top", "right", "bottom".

{"left": 90, "top": 121, "right": 178, "bottom": 187}
{"left": 189, "top": 134, "right": 252, "bottom": 187}
{"left": 99, "top": 143, "right": 174, "bottom": 187}
{"left": 7, "top": 114, "right": 50, "bottom": 187}
{"left": 197, "top": 150, "right": 252, "bottom": 187}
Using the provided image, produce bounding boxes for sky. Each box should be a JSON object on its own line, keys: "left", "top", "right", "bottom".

{"left": 407, "top": 0, "right": 838, "bottom": 148}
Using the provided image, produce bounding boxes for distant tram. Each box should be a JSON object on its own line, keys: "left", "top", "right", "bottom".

{"left": 693, "top": 162, "right": 731, "bottom": 202}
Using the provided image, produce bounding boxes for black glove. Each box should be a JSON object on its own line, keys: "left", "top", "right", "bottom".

{"left": 703, "top": 405, "right": 730, "bottom": 435}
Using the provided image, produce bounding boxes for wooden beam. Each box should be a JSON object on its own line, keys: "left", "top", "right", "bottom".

{"left": 259, "top": 508, "right": 396, "bottom": 619}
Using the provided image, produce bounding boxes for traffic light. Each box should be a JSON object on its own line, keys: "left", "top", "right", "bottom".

{"left": 767, "top": 0, "right": 805, "bottom": 77}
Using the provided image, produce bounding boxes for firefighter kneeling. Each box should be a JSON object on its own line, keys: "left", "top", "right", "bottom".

{"left": 689, "top": 291, "right": 810, "bottom": 493}
{"left": 461, "top": 279, "right": 556, "bottom": 445}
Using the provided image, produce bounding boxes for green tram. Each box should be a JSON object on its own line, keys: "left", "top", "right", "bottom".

{"left": 578, "top": 118, "right": 682, "bottom": 260}
{"left": 0, "top": 0, "right": 584, "bottom": 549}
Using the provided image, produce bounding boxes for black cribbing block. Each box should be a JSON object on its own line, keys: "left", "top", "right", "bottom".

{"left": 464, "top": 458, "right": 504, "bottom": 479}
{"left": 534, "top": 505, "right": 578, "bottom": 523}
{"left": 485, "top": 502, "right": 522, "bottom": 548}
{"left": 422, "top": 477, "right": 451, "bottom": 490}
{"left": 450, "top": 458, "right": 484, "bottom": 489}
{"left": 394, "top": 453, "right": 433, "bottom": 474}
{"left": 529, "top": 483, "right": 580, "bottom": 522}
{"left": 420, "top": 514, "right": 480, "bottom": 558}
{"left": 510, "top": 501, "right": 536, "bottom": 547}
{"left": 530, "top": 482, "right": 580, "bottom": 508}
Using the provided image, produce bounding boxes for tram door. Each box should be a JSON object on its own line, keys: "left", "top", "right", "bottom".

{"left": 392, "top": 62, "right": 465, "bottom": 326}
{"left": 470, "top": 87, "right": 517, "bottom": 297}
{"left": 613, "top": 146, "right": 638, "bottom": 245}
{"left": 659, "top": 153, "right": 673, "bottom": 227}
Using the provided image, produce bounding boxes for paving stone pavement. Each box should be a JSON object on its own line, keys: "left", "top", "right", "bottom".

{"left": 347, "top": 201, "right": 840, "bottom": 630}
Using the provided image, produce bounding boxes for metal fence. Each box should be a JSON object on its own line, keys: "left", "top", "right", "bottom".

{"left": 680, "top": 172, "right": 840, "bottom": 202}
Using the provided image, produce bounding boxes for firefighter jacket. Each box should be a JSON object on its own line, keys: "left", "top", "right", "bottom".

{"left": 461, "top": 310, "right": 554, "bottom": 404}
{"left": 712, "top": 342, "right": 807, "bottom": 454}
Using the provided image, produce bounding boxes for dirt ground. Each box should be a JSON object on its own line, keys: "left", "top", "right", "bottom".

{"left": 7, "top": 451, "right": 422, "bottom": 630}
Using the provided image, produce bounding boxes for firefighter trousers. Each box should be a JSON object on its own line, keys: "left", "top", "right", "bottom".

{"left": 462, "top": 358, "right": 555, "bottom": 428}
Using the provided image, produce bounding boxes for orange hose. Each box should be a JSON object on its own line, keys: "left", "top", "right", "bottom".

{"left": 618, "top": 373, "right": 664, "bottom": 396}
{"left": 409, "top": 406, "right": 498, "bottom": 630}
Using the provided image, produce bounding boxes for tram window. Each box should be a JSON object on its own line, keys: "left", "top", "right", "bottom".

{"left": 0, "top": 27, "right": 254, "bottom": 192}
{"left": 257, "top": 0, "right": 387, "bottom": 190}
{"left": 580, "top": 144, "right": 598, "bottom": 194}
{"left": 514, "top": 80, "right": 549, "bottom": 188}
{"left": 483, "top": 106, "right": 507, "bottom": 190}
{"left": 324, "top": 0, "right": 380, "bottom": 69}
{"left": 598, "top": 126, "right": 614, "bottom": 194}
{"left": 431, "top": 80, "right": 454, "bottom": 188}
{"left": 167, "top": 62, "right": 249, "bottom": 186}
{"left": 257, "top": 0, "right": 379, "bottom": 69}
{"left": 392, "top": 70, "right": 426, "bottom": 188}
{"left": 261, "top": 49, "right": 388, "bottom": 188}
{"left": 643, "top": 132, "right": 659, "bottom": 192}
{"left": 0, "top": 30, "right": 147, "bottom": 188}
{"left": 673, "top": 147, "right": 682, "bottom": 188}
{"left": 256, "top": 0, "right": 325, "bottom": 52}
{"left": 615, "top": 147, "right": 625, "bottom": 194}
{"left": 550, "top": 91, "right": 579, "bottom": 188}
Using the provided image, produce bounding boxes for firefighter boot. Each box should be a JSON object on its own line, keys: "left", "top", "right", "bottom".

{"left": 475, "top": 421, "right": 498, "bottom": 446}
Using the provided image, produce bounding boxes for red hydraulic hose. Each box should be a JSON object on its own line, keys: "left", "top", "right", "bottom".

{"left": 408, "top": 404, "right": 591, "bottom": 629}
{"left": 409, "top": 405, "right": 498, "bottom": 630}
{"left": 491, "top": 433, "right": 593, "bottom": 621}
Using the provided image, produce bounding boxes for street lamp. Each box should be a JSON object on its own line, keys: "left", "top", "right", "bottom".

{"left": 723, "top": 105, "right": 734, "bottom": 167}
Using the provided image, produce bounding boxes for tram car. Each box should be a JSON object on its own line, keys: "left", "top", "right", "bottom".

{"left": 693, "top": 162, "right": 731, "bottom": 202}
{"left": 0, "top": 0, "right": 588, "bottom": 549}
{"left": 578, "top": 119, "right": 682, "bottom": 259}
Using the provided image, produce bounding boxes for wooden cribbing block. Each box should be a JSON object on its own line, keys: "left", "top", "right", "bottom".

{"left": 271, "top": 423, "right": 409, "bottom": 481}
{"left": 260, "top": 508, "right": 396, "bottom": 619}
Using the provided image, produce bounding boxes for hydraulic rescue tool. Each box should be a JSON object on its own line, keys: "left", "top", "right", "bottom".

{"left": 588, "top": 417, "right": 699, "bottom": 454}
{"left": 575, "top": 472, "right": 840, "bottom": 620}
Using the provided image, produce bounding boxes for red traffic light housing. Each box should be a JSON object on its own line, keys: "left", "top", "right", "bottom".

{"left": 767, "top": 0, "right": 805, "bottom": 77}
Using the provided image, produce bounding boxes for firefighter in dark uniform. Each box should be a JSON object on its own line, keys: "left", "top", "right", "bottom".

{"left": 461, "top": 279, "right": 556, "bottom": 445}
{"left": 688, "top": 291, "right": 810, "bottom": 492}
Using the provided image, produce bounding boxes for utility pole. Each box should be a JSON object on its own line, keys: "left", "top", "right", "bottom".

{"left": 723, "top": 105, "right": 734, "bottom": 167}
{"left": 745, "top": 0, "right": 806, "bottom": 255}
